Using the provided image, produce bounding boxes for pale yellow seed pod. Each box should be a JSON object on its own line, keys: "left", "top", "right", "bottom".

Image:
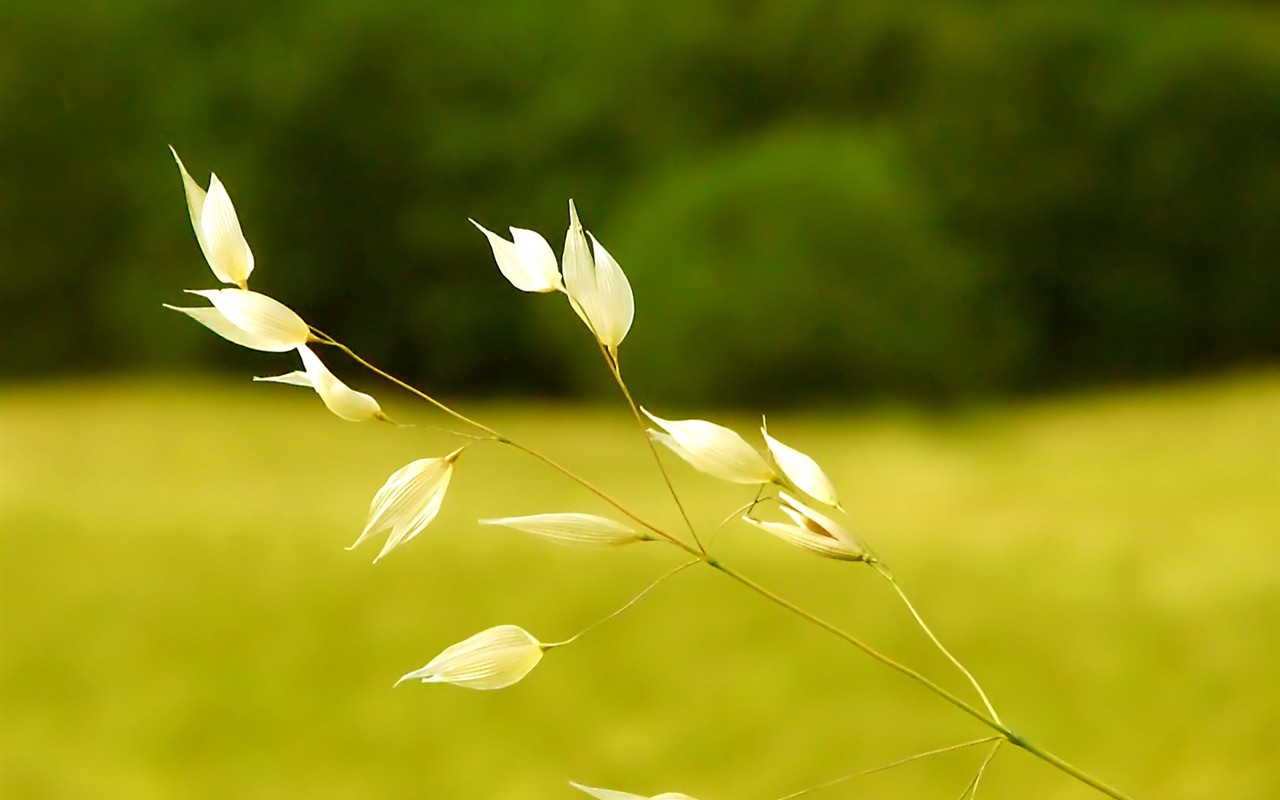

{"left": 743, "top": 492, "right": 867, "bottom": 562}
{"left": 762, "top": 424, "right": 841, "bottom": 508}
{"left": 169, "top": 147, "right": 254, "bottom": 288}
{"left": 397, "top": 624, "right": 546, "bottom": 690}
{"left": 255, "top": 345, "right": 387, "bottom": 422}
{"left": 165, "top": 288, "right": 309, "bottom": 352}
{"left": 470, "top": 219, "right": 563, "bottom": 292}
{"left": 349, "top": 448, "right": 464, "bottom": 562}
{"left": 480, "top": 513, "right": 645, "bottom": 547}
{"left": 561, "top": 200, "right": 635, "bottom": 359}
{"left": 643, "top": 407, "right": 774, "bottom": 485}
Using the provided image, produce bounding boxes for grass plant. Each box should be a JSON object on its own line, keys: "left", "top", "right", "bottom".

{"left": 6, "top": 151, "right": 1277, "bottom": 798}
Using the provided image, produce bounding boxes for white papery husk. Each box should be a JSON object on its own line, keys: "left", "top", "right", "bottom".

{"left": 350, "top": 448, "right": 463, "bottom": 562}
{"left": 396, "top": 624, "right": 546, "bottom": 690}
{"left": 561, "top": 200, "right": 634, "bottom": 356}
{"left": 169, "top": 146, "right": 254, "bottom": 287}
{"left": 643, "top": 408, "right": 773, "bottom": 485}
{"left": 470, "top": 219, "right": 563, "bottom": 292}
{"left": 744, "top": 492, "right": 868, "bottom": 561}
{"left": 762, "top": 426, "right": 841, "bottom": 508}
{"left": 165, "top": 288, "right": 309, "bottom": 352}
{"left": 479, "top": 513, "right": 644, "bottom": 547}
{"left": 255, "top": 345, "right": 385, "bottom": 422}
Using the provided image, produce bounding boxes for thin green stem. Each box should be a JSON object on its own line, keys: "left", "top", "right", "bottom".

{"left": 705, "top": 558, "right": 1135, "bottom": 800}
{"left": 873, "top": 561, "right": 1002, "bottom": 723}
{"left": 957, "top": 739, "right": 1003, "bottom": 800}
{"left": 773, "top": 737, "right": 999, "bottom": 800}
{"left": 547, "top": 558, "right": 699, "bottom": 648}
{"left": 1010, "top": 734, "right": 1134, "bottom": 800}
{"left": 607, "top": 358, "right": 704, "bottom": 552}
{"left": 496, "top": 438, "right": 693, "bottom": 551}
{"left": 389, "top": 420, "right": 493, "bottom": 439}
{"left": 707, "top": 491, "right": 766, "bottom": 547}
{"left": 707, "top": 558, "right": 995, "bottom": 726}
{"left": 310, "top": 329, "right": 497, "bottom": 436}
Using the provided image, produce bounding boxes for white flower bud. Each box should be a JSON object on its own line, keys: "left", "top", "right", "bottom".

{"left": 165, "top": 288, "right": 310, "bottom": 352}
{"left": 349, "top": 448, "right": 463, "bottom": 562}
{"left": 642, "top": 408, "right": 774, "bottom": 485}
{"left": 562, "top": 200, "right": 634, "bottom": 359}
{"left": 743, "top": 492, "right": 868, "bottom": 562}
{"left": 295, "top": 345, "right": 384, "bottom": 422}
{"left": 255, "top": 345, "right": 387, "bottom": 422}
{"left": 762, "top": 424, "right": 841, "bottom": 508}
{"left": 479, "top": 513, "right": 645, "bottom": 547}
{"left": 396, "top": 624, "right": 546, "bottom": 690}
{"left": 169, "top": 147, "right": 254, "bottom": 288}
{"left": 470, "top": 219, "right": 563, "bottom": 293}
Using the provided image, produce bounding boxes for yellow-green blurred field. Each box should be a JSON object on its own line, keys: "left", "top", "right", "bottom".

{"left": 3, "top": 374, "right": 1278, "bottom": 800}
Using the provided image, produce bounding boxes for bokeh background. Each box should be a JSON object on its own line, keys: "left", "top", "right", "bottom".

{"left": 2, "top": 1, "right": 1278, "bottom": 799}
{"left": 3, "top": 0, "right": 1279, "bottom": 402}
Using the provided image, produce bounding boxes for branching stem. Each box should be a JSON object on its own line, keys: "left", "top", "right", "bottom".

{"left": 310, "top": 328, "right": 497, "bottom": 436}
{"left": 957, "top": 739, "right": 1003, "bottom": 799}
{"left": 873, "top": 561, "right": 1002, "bottom": 723}
{"left": 773, "top": 737, "right": 1000, "bottom": 800}
{"left": 606, "top": 358, "right": 704, "bottom": 552}
{"left": 704, "top": 558, "right": 1135, "bottom": 800}
{"left": 319, "top": 329, "right": 1135, "bottom": 800}
{"left": 548, "top": 558, "right": 699, "bottom": 648}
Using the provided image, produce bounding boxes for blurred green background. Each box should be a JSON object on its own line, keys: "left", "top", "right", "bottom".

{"left": 2, "top": 0, "right": 1278, "bottom": 402}
{"left": 3, "top": 376, "right": 1278, "bottom": 799}
{"left": 3, "top": 1, "right": 1279, "bottom": 799}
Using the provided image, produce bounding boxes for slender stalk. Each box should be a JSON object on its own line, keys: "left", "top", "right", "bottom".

{"left": 1012, "top": 735, "right": 1135, "bottom": 800}
{"left": 957, "top": 739, "right": 1002, "bottom": 800}
{"left": 704, "top": 558, "right": 1135, "bottom": 800}
{"left": 773, "top": 737, "right": 1000, "bottom": 800}
{"left": 707, "top": 558, "right": 996, "bottom": 726}
{"left": 548, "top": 558, "right": 699, "bottom": 648}
{"left": 873, "top": 561, "right": 1002, "bottom": 723}
{"left": 708, "top": 493, "right": 766, "bottom": 547}
{"left": 310, "top": 329, "right": 497, "bottom": 436}
{"left": 496, "top": 437, "right": 693, "bottom": 550}
{"left": 607, "top": 359, "right": 704, "bottom": 552}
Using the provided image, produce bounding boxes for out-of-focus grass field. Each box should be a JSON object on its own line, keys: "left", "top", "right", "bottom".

{"left": 2, "top": 374, "right": 1278, "bottom": 800}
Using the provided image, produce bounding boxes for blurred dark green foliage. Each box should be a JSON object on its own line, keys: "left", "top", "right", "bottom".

{"left": 2, "top": 0, "right": 1276, "bottom": 404}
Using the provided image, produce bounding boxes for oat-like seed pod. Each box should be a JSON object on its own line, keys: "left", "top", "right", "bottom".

{"left": 397, "top": 625, "right": 547, "bottom": 690}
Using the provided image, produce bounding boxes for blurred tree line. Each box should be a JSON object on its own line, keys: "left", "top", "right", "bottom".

{"left": 2, "top": 0, "right": 1277, "bottom": 405}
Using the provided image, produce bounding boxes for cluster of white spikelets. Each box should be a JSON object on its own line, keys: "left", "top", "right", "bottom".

{"left": 469, "top": 211, "right": 864, "bottom": 562}
{"left": 161, "top": 149, "right": 1136, "bottom": 800}
{"left": 641, "top": 409, "right": 868, "bottom": 561}
{"left": 165, "top": 148, "right": 385, "bottom": 421}
{"left": 472, "top": 200, "right": 634, "bottom": 364}
{"left": 167, "top": 150, "right": 867, "bottom": 799}
{"left": 165, "top": 149, "right": 459, "bottom": 563}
